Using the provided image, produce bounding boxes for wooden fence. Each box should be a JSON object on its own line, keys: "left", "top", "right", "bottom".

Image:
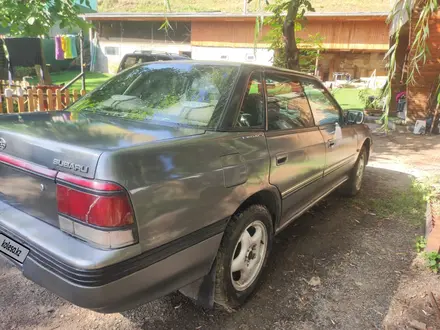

{"left": 0, "top": 84, "right": 86, "bottom": 114}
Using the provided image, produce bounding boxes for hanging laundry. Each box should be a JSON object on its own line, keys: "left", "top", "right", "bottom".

{"left": 64, "top": 36, "right": 73, "bottom": 59}
{"left": 69, "top": 35, "right": 77, "bottom": 58}
{"left": 61, "top": 36, "right": 67, "bottom": 54}
{"left": 55, "top": 35, "right": 64, "bottom": 60}
{"left": 4, "top": 37, "right": 43, "bottom": 68}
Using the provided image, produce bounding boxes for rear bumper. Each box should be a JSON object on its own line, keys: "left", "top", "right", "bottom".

{"left": 0, "top": 201, "right": 224, "bottom": 312}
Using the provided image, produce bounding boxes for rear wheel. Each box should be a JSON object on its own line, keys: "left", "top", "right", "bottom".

{"left": 340, "top": 147, "right": 367, "bottom": 196}
{"left": 214, "top": 205, "right": 273, "bottom": 310}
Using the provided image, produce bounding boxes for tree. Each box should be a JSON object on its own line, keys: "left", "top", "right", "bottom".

{"left": 383, "top": 0, "right": 439, "bottom": 130}
{"left": 0, "top": 0, "right": 90, "bottom": 36}
{"left": 263, "top": 3, "right": 322, "bottom": 72}
{"left": 252, "top": 0, "right": 315, "bottom": 70}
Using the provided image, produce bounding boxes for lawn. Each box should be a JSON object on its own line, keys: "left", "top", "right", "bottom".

{"left": 332, "top": 88, "right": 364, "bottom": 110}
{"left": 29, "top": 71, "right": 113, "bottom": 92}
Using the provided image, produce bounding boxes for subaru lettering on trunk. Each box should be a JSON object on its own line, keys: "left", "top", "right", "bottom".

{"left": 53, "top": 158, "right": 89, "bottom": 173}
{"left": 0, "top": 61, "right": 372, "bottom": 313}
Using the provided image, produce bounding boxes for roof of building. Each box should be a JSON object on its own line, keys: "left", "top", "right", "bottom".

{"left": 83, "top": 11, "right": 389, "bottom": 21}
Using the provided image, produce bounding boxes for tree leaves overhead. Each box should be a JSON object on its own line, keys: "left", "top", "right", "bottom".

{"left": 0, "top": 0, "right": 91, "bottom": 36}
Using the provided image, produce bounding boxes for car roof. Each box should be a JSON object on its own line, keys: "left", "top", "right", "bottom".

{"left": 135, "top": 60, "right": 319, "bottom": 81}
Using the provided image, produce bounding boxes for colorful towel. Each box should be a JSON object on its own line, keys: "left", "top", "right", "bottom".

{"left": 61, "top": 36, "right": 67, "bottom": 54}
{"left": 64, "top": 36, "right": 73, "bottom": 59}
{"left": 69, "top": 36, "right": 77, "bottom": 58}
{"left": 55, "top": 36, "right": 64, "bottom": 60}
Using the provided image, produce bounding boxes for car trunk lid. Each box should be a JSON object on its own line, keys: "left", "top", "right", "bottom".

{"left": 0, "top": 111, "right": 205, "bottom": 228}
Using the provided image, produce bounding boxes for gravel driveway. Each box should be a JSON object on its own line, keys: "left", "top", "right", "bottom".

{"left": 1, "top": 133, "right": 439, "bottom": 330}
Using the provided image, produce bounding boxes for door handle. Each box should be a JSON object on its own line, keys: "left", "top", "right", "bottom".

{"left": 276, "top": 154, "right": 288, "bottom": 166}
{"left": 328, "top": 139, "right": 335, "bottom": 148}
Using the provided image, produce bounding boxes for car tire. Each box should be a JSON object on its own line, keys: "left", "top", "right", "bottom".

{"left": 214, "top": 204, "right": 273, "bottom": 311}
{"left": 340, "top": 146, "right": 367, "bottom": 197}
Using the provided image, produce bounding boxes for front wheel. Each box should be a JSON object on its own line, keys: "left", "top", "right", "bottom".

{"left": 214, "top": 205, "right": 273, "bottom": 310}
{"left": 340, "top": 147, "right": 367, "bottom": 196}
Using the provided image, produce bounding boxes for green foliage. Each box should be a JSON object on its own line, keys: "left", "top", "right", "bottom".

{"left": 358, "top": 88, "right": 383, "bottom": 110}
{"left": 13, "top": 67, "right": 35, "bottom": 79}
{"left": 0, "top": 0, "right": 91, "bottom": 36}
{"left": 424, "top": 251, "right": 440, "bottom": 273}
{"left": 352, "top": 178, "right": 433, "bottom": 226}
{"left": 416, "top": 236, "right": 427, "bottom": 253}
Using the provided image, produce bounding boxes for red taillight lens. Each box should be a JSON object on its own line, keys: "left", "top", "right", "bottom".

{"left": 55, "top": 173, "right": 136, "bottom": 248}
{"left": 56, "top": 185, "right": 134, "bottom": 227}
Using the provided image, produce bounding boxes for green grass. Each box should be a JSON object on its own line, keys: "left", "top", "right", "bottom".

{"left": 351, "top": 179, "right": 435, "bottom": 226}
{"left": 98, "top": 0, "right": 391, "bottom": 13}
{"left": 29, "top": 71, "right": 113, "bottom": 92}
{"left": 332, "top": 88, "right": 364, "bottom": 110}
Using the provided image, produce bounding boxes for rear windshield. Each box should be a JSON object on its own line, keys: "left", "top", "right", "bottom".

{"left": 119, "top": 55, "right": 155, "bottom": 71}
{"left": 69, "top": 63, "right": 239, "bottom": 128}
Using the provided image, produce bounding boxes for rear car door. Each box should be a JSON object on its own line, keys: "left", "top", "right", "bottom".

{"left": 264, "top": 71, "right": 326, "bottom": 229}
{"left": 302, "top": 79, "right": 358, "bottom": 187}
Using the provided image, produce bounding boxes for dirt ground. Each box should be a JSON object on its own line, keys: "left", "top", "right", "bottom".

{"left": 1, "top": 132, "right": 440, "bottom": 330}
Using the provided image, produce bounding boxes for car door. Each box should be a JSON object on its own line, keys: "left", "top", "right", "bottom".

{"left": 302, "top": 79, "right": 358, "bottom": 188}
{"left": 264, "top": 71, "right": 326, "bottom": 229}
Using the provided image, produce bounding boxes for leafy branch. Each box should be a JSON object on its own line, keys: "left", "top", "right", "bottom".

{"left": 0, "top": 0, "right": 91, "bottom": 36}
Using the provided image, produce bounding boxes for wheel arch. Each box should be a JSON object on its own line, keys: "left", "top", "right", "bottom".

{"left": 361, "top": 137, "right": 372, "bottom": 163}
{"left": 231, "top": 187, "right": 282, "bottom": 231}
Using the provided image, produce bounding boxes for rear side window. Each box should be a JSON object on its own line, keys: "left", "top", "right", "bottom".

{"left": 138, "top": 55, "right": 156, "bottom": 63}
{"left": 302, "top": 80, "right": 341, "bottom": 126}
{"left": 235, "top": 72, "right": 264, "bottom": 128}
{"left": 120, "top": 56, "right": 139, "bottom": 71}
{"left": 155, "top": 54, "right": 170, "bottom": 61}
{"left": 265, "top": 72, "right": 314, "bottom": 130}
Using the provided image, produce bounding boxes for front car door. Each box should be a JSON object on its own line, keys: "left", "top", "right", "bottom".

{"left": 263, "top": 71, "right": 326, "bottom": 230}
{"left": 302, "top": 79, "right": 358, "bottom": 188}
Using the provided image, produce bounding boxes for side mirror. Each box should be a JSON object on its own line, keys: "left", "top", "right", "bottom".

{"left": 346, "top": 110, "right": 365, "bottom": 125}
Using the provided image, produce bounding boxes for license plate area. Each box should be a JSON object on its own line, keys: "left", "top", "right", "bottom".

{"left": 0, "top": 234, "right": 29, "bottom": 263}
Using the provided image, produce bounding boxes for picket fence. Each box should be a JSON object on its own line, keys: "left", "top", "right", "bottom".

{"left": 0, "top": 81, "right": 86, "bottom": 114}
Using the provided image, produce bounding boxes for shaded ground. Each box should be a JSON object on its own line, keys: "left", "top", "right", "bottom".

{"left": 1, "top": 132, "right": 440, "bottom": 330}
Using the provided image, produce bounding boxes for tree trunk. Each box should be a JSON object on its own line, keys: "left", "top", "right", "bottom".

{"left": 283, "top": 2, "right": 300, "bottom": 71}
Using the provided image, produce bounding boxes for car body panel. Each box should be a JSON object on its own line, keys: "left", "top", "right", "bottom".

{"left": 0, "top": 61, "right": 372, "bottom": 312}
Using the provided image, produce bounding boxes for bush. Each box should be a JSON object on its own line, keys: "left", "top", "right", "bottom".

{"left": 13, "top": 66, "right": 35, "bottom": 79}
{"left": 358, "top": 88, "right": 384, "bottom": 110}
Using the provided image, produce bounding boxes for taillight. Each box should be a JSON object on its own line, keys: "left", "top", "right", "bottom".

{"left": 55, "top": 172, "right": 136, "bottom": 249}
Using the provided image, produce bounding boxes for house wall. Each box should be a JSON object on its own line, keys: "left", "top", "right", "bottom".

{"left": 317, "top": 51, "right": 386, "bottom": 81}
{"left": 296, "top": 19, "right": 389, "bottom": 51}
{"left": 91, "top": 16, "right": 389, "bottom": 74}
{"left": 407, "top": 10, "right": 440, "bottom": 121}
{"left": 191, "top": 18, "right": 389, "bottom": 51}
{"left": 191, "top": 46, "right": 273, "bottom": 65}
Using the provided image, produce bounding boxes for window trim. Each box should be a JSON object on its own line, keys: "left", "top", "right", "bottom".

{"left": 263, "top": 70, "right": 316, "bottom": 132}
{"left": 229, "top": 69, "right": 266, "bottom": 132}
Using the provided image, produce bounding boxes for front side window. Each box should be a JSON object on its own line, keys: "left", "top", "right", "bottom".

{"left": 302, "top": 80, "right": 341, "bottom": 126}
{"left": 266, "top": 72, "right": 314, "bottom": 130}
{"left": 235, "top": 72, "right": 264, "bottom": 128}
{"left": 68, "top": 63, "right": 239, "bottom": 128}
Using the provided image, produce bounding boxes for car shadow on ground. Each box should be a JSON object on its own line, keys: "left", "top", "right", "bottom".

{"left": 119, "top": 166, "right": 420, "bottom": 330}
